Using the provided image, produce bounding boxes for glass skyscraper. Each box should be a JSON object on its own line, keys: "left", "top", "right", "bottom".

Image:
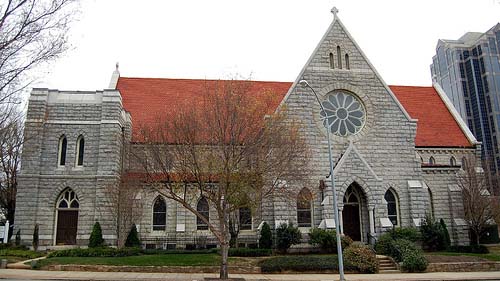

{"left": 431, "top": 23, "right": 500, "bottom": 175}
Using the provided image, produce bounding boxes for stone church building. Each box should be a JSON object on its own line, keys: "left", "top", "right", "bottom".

{"left": 15, "top": 10, "right": 479, "bottom": 249}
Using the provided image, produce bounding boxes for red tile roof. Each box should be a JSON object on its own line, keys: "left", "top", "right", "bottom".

{"left": 390, "top": 85, "right": 473, "bottom": 148}
{"left": 116, "top": 77, "right": 473, "bottom": 148}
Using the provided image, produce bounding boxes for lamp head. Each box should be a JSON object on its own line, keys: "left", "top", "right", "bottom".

{"left": 298, "top": 80, "right": 309, "bottom": 88}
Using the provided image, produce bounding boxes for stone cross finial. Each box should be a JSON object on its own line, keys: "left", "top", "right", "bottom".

{"left": 115, "top": 62, "right": 119, "bottom": 71}
{"left": 331, "top": 6, "right": 339, "bottom": 18}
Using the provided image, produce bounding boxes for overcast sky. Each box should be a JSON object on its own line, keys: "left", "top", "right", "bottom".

{"left": 37, "top": 0, "right": 500, "bottom": 92}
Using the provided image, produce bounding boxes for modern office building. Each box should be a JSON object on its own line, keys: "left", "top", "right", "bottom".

{"left": 431, "top": 23, "right": 500, "bottom": 177}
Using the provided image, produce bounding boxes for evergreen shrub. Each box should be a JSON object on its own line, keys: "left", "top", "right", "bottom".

{"left": 88, "top": 222, "right": 104, "bottom": 248}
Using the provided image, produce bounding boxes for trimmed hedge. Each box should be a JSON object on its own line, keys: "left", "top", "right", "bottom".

{"left": 309, "top": 228, "right": 353, "bottom": 253}
{"left": 0, "top": 249, "right": 44, "bottom": 259}
{"left": 343, "top": 244, "right": 378, "bottom": 273}
{"left": 47, "top": 247, "right": 141, "bottom": 258}
{"left": 228, "top": 248, "right": 271, "bottom": 257}
{"left": 259, "top": 255, "right": 339, "bottom": 273}
{"left": 447, "top": 245, "right": 489, "bottom": 254}
{"left": 390, "top": 227, "right": 421, "bottom": 242}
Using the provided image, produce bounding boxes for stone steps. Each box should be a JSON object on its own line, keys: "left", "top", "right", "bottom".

{"left": 376, "top": 255, "right": 399, "bottom": 273}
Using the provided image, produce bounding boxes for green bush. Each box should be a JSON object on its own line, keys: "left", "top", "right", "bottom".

{"left": 88, "top": 222, "right": 104, "bottom": 248}
{"left": 420, "top": 216, "right": 449, "bottom": 251}
{"left": 142, "top": 248, "right": 218, "bottom": 255}
{"left": 15, "top": 229, "right": 21, "bottom": 246}
{"left": 125, "top": 224, "right": 141, "bottom": 248}
{"left": 390, "top": 227, "right": 421, "bottom": 242}
{"left": 374, "top": 232, "right": 393, "bottom": 255}
{"left": 275, "top": 223, "right": 301, "bottom": 253}
{"left": 0, "top": 249, "right": 44, "bottom": 259}
{"left": 343, "top": 244, "right": 379, "bottom": 273}
{"left": 259, "top": 222, "right": 273, "bottom": 249}
{"left": 228, "top": 248, "right": 271, "bottom": 257}
{"left": 401, "top": 249, "right": 428, "bottom": 272}
{"left": 390, "top": 239, "right": 418, "bottom": 262}
{"left": 259, "top": 255, "right": 339, "bottom": 273}
{"left": 47, "top": 247, "right": 141, "bottom": 258}
{"left": 308, "top": 228, "right": 353, "bottom": 253}
{"left": 32, "top": 223, "right": 39, "bottom": 251}
{"left": 447, "top": 245, "right": 489, "bottom": 254}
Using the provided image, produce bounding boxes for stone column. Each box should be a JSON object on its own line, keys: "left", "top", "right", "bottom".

{"left": 369, "top": 206, "right": 375, "bottom": 236}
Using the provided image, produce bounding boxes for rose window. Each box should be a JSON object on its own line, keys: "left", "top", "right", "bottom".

{"left": 319, "top": 91, "right": 366, "bottom": 136}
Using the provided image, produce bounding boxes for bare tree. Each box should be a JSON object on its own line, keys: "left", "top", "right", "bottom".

{"left": 0, "top": 110, "right": 23, "bottom": 225}
{"left": 0, "top": 0, "right": 79, "bottom": 107}
{"left": 458, "top": 156, "right": 500, "bottom": 245}
{"left": 132, "top": 79, "right": 309, "bottom": 279}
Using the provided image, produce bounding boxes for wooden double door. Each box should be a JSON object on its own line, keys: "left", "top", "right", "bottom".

{"left": 56, "top": 210, "right": 78, "bottom": 245}
{"left": 342, "top": 204, "right": 361, "bottom": 241}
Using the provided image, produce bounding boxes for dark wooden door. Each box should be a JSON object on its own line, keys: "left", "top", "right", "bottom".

{"left": 342, "top": 204, "right": 361, "bottom": 241}
{"left": 56, "top": 210, "right": 78, "bottom": 245}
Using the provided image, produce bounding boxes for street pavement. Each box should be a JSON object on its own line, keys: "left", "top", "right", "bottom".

{"left": 1, "top": 269, "right": 500, "bottom": 281}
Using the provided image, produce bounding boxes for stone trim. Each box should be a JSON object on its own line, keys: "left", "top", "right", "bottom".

{"left": 426, "top": 261, "right": 500, "bottom": 272}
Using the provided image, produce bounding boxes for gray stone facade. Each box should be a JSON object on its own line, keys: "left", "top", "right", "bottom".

{"left": 15, "top": 14, "right": 479, "bottom": 248}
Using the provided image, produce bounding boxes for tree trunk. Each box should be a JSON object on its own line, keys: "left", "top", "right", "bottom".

{"left": 220, "top": 241, "right": 229, "bottom": 279}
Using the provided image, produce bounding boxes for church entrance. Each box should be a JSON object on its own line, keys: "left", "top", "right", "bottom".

{"left": 342, "top": 183, "right": 365, "bottom": 241}
{"left": 55, "top": 189, "right": 79, "bottom": 245}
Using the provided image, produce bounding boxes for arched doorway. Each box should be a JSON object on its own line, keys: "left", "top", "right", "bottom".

{"left": 342, "top": 183, "right": 366, "bottom": 241}
{"left": 55, "top": 189, "right": 79, "bottom": 245}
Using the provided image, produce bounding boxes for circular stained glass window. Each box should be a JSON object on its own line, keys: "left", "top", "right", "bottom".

{"left": 319, "top": 91, "right": 366, "bottom": 136}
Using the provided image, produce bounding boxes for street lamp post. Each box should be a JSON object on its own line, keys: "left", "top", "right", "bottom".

{"left": 299, "top": 80, "right": 345, "bottom": 281}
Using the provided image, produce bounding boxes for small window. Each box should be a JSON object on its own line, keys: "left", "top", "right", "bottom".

{"left": 337, "top": 46, "right": 342, "bottom": 69}
{"left": 329, "top": 53, "right": 334, "bottom": 69}
{"left": 345, "top": 54, "right": 350, "bottom": 70}
{"left": 450, "top": 156, "right": 456, "bottom": 166}
{"left": 58, "top": 136, "right": 67, "bottom": 166}
{"left": 428, "top": 188, "right": 434, "bottom": 218}
{"left": 152, "top": 197, "right": 166, "bottom": 231}
{"left": 461, "top": 157, "right": 467, "bottom": 169}
{"left": 297, "top": 188, "right": 312, "bottom": 227}
{"left": 76, "top": 135, "right": 85, "bottom": 166}
{"left": 239, "top": 207, "right": 252, "bottom": 230}
{"left": 429, "top": 156, "right": 435, "bottom": 165}
{"left": 384, "top": 189, "right": 399, "bottom": 226}
{"left": 197, "top": 197, "right": 209, "bottom": 230}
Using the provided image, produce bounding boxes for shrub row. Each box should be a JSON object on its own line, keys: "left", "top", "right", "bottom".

{"left": 0, "top": 249, "right": 44, "bottom": 259}
{"left": 309, "top": 228, "right": 353, "bottom": 253}
{"left": 228, "top": 248, "right": 272, "bottom": 257}
{"left": 47, "top": 247, "right": 142, "bottom": 258}
{"left": 259, "top": 246, "right": 377, "bottom": 274}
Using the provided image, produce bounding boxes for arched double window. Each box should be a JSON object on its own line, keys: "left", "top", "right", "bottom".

{"left": 297, "top": 188, "right": 312, "bottom": 227}
{"left": 239, "top": 207, "right": 252, "bottom": 230}
{"left": 58, "top": 135, "right": 67, "bottom": 166}
{"left": 197, "top": 197, "right": 209, "bottom": 230}
{"left": 152, "top": 196, "right": 166, "bottom": 231}
{"left": 384, "top": 189, "right": 399, "bottom": 226}
{"left": 76, "top": 135, "right": 85, "bottom": 166}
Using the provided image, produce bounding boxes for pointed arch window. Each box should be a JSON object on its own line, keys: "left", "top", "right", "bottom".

{"left": 450, "top": 156, "right": 456, "bottom": 166}
{"left": 76, "top": 135, "right": 85, "bottom": 166}
{"left": 197, "top": 197, "right": 209, "bottom": 230}
{"left": 427, "top": 188, "right": 435, "bottom": 218}
{"left": 152, "top": 197, "right": 166, "bottom": 231}
{"left": 337, "top": 46, "right": 342, "bottom": 69}
{"left": 329, "top": 53, "right": 335, "bottom": 69}
{"left": 57, "top": 188, "right": 79, "bottom": 209}
{"left": 461, "top": 157, "right": 467, "bottom": 169}
{"left": 429, "top": 156, "right": 436, "bottom": 165}
{"left": 297, "top": 188, "right": 312, "bottom": 227}
{"left": 384, "top": 189, "right": 399, "bottom": 226}
{"left": 58, "top": 136, "right": 67, "bottom": 166}
{"left": 239, "top": 207, "right": 252, "bottom": 230}
{"left": 345, "top": 53, "right": 350, "bottom": 70}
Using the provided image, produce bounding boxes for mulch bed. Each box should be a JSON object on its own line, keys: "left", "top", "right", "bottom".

{"left": 425, "top": 255, "right": 489, "bottom": 263}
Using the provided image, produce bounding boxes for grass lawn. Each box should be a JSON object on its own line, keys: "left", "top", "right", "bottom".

{"left": 426, "top": 252, "right": 500, "bottom": 262}
{"left": 38, "top": 253, "right": 246, "bottom": 267}
{"left": 0, "top": 249, "right": 45, "bottom": 263}
{"left": 0, "top": 256, "right": 27, "bottom": 263}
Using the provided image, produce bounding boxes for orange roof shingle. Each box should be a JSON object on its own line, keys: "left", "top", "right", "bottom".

{"left": 116, "top": 77, "right": 473, "bottom": 148}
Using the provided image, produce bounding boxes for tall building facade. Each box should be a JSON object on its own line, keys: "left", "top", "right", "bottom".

{"left": 431, "top": 23, "right": 500, "bottom": 176}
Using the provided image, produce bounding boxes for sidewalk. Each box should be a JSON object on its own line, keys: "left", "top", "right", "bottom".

{"left": 1, "top": 269, "right": 500, "bottom": 281}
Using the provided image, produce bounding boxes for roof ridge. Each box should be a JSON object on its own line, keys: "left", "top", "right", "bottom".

{"left": 118, "top": 76, "right": 293, "bottom": 84}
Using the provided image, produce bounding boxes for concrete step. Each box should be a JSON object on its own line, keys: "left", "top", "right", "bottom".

{"left": 379, "top": 269, "right": 401, "bottom": 274}
{"left": 376, "top": 255, "right": 400, "bottom": 273}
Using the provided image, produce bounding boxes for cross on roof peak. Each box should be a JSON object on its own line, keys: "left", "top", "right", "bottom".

{"left": 331, "top": 6, "right": 339, "bottom": 18}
